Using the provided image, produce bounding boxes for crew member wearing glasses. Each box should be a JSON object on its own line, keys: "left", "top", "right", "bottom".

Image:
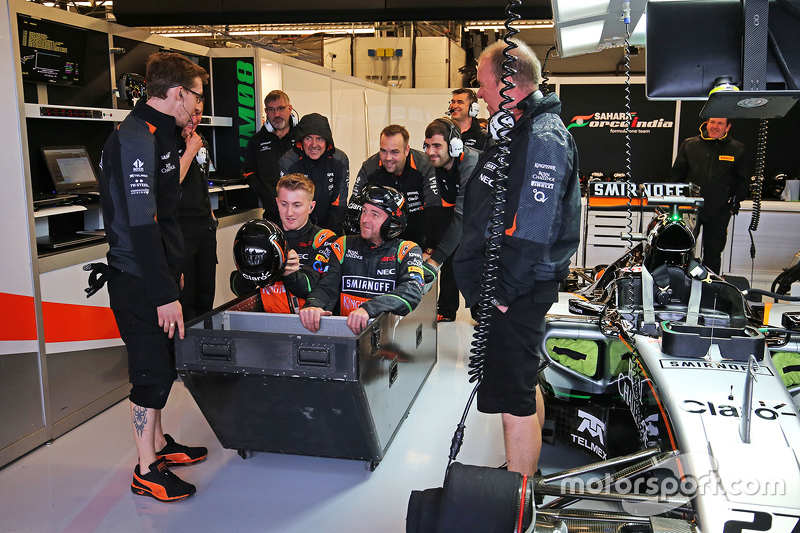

{"left": 243, "top": 90, "right": 298, "bottom": 223}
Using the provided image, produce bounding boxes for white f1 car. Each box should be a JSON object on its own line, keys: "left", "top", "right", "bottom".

{"left": 407, "top": 196, "right": 800, "bottom": 533}
{"left": 535, "top": 196, "right": 800, "bottom": 532}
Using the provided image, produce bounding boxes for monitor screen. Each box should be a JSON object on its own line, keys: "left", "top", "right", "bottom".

{"left": 18, "top": 15, "right": 87, "bottom": 87}
{"left": 646, "top": 0, "right": 800, "bottom": 100}
{"left": 41, "top": 146, "right": 98, "bottom": 192}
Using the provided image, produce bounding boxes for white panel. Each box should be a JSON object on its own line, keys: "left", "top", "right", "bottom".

{"left": 0, "top": 6, "right": 36, "bottom": 298}
{"left": 282, "top": 65, "right": 332, "bottom": 120}
{"left": 331, "top": 79, "right": 370, "bottom": 196}
{"left": 258, "top": 58, "right": 282, "bottom": 127}
{"left": 214, "top": 222, "right": 245, "bottom": 308}
{"left": 389, "top": 89, "right": 456, "bottom": 151}
{"left": 364, "top": 88, "right": 391, "bottom": 158}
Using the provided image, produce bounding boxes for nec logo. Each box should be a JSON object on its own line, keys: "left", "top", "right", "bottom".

{"left": 381, "top": 255, "right": 396, "bottom": 262}
{"left": 377, "top": 268, "right": 395, "bottom": 276}
{"left": 576, "top": 410, "right": 605, "bottom": 445}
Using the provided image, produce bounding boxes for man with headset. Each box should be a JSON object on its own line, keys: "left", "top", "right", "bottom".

{"left": 243, "top": 90, "right": 298, "bottom": 224}
{"left": 99, "top": 52, "right": 209, "bottom": 502}
{"left": 298, "top": 184, "right": 431, "bottom": 335}
{"left": 422, "top": 117, "right": 481, "bottom": 323}
{"left": 669, "top": 117, "right": 748, "bottom": 274}
{"left": 448, "top": 88, "right": 490, "bottom": 152}
{"left": 453, "top": 39, "right": 581, "bottom": 478}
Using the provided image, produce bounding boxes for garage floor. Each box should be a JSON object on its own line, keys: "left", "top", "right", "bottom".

{"left": 0, "top": 304, "right": 592, "bottom": 533}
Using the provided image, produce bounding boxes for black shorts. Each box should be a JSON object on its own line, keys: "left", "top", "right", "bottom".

{"left": 476, "top": 285, "right": 557, "bottom": 417}
{"left": 108, "top": 272, "right": 177, "bottom": 409}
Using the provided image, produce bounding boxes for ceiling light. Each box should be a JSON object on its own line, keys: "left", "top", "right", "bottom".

{"left": 558, "top": 20, "right": 605, "bottom": 57}
{"left": 553, "top": 0, "right": 611, "bottom": 22}
{"left": 465, "top": 20, "right": 554, "bottom": 31}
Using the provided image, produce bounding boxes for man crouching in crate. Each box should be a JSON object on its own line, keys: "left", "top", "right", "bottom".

{"left": 298, "top": 183, "right": 437, "bottom": 335}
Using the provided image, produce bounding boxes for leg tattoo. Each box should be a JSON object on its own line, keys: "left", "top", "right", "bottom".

{"left": 133, "top": 405, "right": 148, "bottom": 438}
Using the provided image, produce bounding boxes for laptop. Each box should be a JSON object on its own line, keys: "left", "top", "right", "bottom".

{"left": 36, "top": 233, "right": 105, "bottom": 250}
{"left": 40, "top": 145, "right": 100, "bottom": 196}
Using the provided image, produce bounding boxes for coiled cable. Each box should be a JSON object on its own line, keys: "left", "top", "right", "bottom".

{"left": 448, "top": 0, "right": 521, "bottom": 472}
{"left": 747, "top": 119, "right": 768, "bottom": 283}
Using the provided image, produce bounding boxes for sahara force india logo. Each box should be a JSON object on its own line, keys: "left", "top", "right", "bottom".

{"left": 567, "top": 112, "right": 673, "bottom": 134}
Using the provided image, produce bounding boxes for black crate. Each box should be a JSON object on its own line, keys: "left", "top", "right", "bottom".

{"left": 175, "top": 287, "right": 437, "bottom": 466}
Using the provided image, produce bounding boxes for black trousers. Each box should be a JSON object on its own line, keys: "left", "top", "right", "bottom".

{"left": 695, "top": 210, "right": 731, "bottom": 275}
{"left": 179, "top": 224, "right": 218, "bottom": 321}
{"left": 437, "top": 253, "right": 460, "bottom": 318}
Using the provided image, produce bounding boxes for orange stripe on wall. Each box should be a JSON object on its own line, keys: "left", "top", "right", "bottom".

{"left": 0, "top": 293, "right": 38, "bottom": 341}
{"left": 42, "top": 301, "right": 120, "bottom": 343}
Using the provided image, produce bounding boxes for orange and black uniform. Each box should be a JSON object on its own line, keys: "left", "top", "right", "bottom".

{"left": 260, "top": 221, "right": 336, "bottom": 313}
{"left": 99, "top": 100, "right": 183, "bottom": 410}
{"left": 302, "top": 235, "right": 426, "bottom": 318}
{"left": 352, "top": 150, "right": 446, "bottom": 250}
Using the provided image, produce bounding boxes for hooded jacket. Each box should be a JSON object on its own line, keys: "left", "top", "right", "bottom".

{"left": 453, "top": 91, "right": 581, "bottom": 308}
{"left": 669, "top": 129, "right": 748, "bottom": 218}
{"left": 242, "top": 122, "right": 298, "bottom": 224}
{"left": 279, "top": 113, "right": 349, "bottom": 233}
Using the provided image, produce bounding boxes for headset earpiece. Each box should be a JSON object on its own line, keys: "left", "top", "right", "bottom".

{"left": 434, "top": 117, "right": 463, "bottom": 158}
{"left": 469, "top": 101, "right": 480, "bottom": 118}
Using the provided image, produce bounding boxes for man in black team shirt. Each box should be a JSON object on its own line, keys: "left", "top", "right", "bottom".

{"left": 99, "top": 52, "right": 209, "bottom": 503}
{"left": 422, "top": 117, "right": 481, "bottom": 323}
{"left": 449, "top": 88, "right": 490, "bottom": 152}
{"left": 177, "top": 101, "right": 217, "bottom": 321}
{"left": 351, "top": 124, "right": 446, "bottom": 251}
{"left": 242, "top": 90, "right": 298, "bottom": 223}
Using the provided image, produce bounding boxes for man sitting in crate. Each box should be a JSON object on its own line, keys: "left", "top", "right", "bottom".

{"left": 298, "top": 183, "right": 436, "bottom": 335}
{"left": 232, "top": 173, "right": 337, "bottom": 312}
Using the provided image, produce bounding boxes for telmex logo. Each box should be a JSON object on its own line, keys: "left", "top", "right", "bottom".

{"left": 568, "top": 112, "right": 673, "bottom": 131}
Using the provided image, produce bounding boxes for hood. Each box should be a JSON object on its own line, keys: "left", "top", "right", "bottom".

{"left": 295, "top": 113, "right": 334, "bottom": 151}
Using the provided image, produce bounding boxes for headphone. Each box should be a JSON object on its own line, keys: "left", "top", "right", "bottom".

{"left": 447, "top": 90, "right": 480, "bottom": 118}
{"left": 265, "top": 106, "right": 299, "bottom": 133}
{"left": 429, "top": 117, "right": 463, "bottom": 158}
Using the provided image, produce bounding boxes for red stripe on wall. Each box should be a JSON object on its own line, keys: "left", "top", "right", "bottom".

{"left": 0, "top": 293, "right": 38, "bottom": 341}
{"left": 42, "top": 301, "right": 120, "bottom": 343}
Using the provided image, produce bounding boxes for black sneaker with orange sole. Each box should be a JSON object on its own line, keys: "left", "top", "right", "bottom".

{"left": 437, "top": 314, "right": 455, "bottom": 323}
{"left": 131, "top": 458, "right": 196, "bottom": 502}
{"left": 157, "top": 434, "right": 208, "bottom": 466}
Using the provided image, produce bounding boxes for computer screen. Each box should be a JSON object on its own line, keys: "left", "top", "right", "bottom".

{"left": 41, "top": 146, "right": 98, "bottom": 192}
{"left": 18, "top": 14, "right": 87, "bottom": 87}
{"left": 646, "top": 0, "right": 800, "bottom": 100}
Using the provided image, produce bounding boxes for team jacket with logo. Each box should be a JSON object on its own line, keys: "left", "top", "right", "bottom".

{"left": 454, "top": 91, "right": 581, "bottom": 309}
{"left": 260, "top": 221, "right": 336, "bottom": 313}
{"left": 669, "top": 133, "right": 748, "bottom": 217}
{"left": 278, "top": 144, "right": 349, "bottom": 234}
{"left": 351, "top": 149, "right": 446, "bottom": 249}
{"left": 302, "top": 236, "right": 425, "bottom": 318}
{"left": 242, "top": 124, "right": 298, "bottom": 223}
{"left": 99, "top": 101, "right": 183, "bottom": 306}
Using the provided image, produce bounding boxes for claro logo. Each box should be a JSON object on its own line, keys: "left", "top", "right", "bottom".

{"left": 237, "top": 60, "right": 256, "bottom": 163}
